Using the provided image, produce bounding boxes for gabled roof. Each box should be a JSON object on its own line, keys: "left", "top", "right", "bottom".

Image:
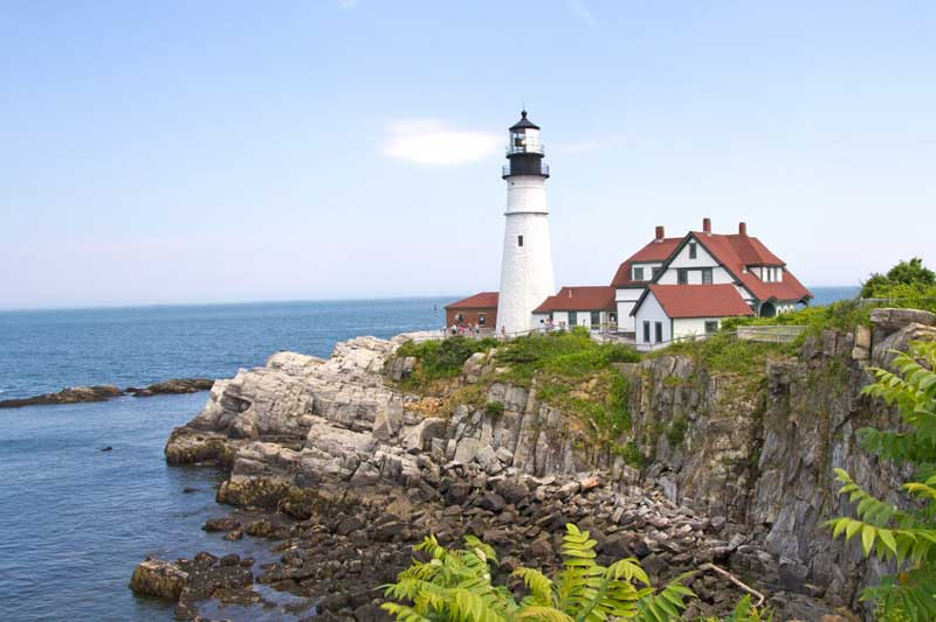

{"left": 636, "top": 284, "right": 755, "bottom": 319}
{"left": 610, "top": 238, "right": 682, "bottom": 288}
{"left": 685, "top": 233, "right": 813, "bottom": 302}
{"left": 533, "top": 286, "right": 616, "bottom": 313}
{"left": 445, "top": 292, "right": 499, "bottom": 309}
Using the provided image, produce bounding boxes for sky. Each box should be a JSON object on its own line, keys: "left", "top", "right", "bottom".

{"left": 1, "top": 1, "right": 934, "bottom": 309}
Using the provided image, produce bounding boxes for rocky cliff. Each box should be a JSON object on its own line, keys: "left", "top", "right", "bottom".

{"left": 626, "top": 308, "right": 936, "bottom": 613}
{"left": 160, "top": 310, "right": 936, "bottom": 620}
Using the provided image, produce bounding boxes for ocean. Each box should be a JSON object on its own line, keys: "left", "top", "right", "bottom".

{"left": 0, "top": 290, "right": 856, "bottom": 620}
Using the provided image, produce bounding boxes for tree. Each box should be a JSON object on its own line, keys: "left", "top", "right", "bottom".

{"left": 382, "top": 523, "right": 771, "bottom": 622}
{"left": 861, "top": 258, "right": 936, "bottom": 299}
{"left": 826, "top": 341, "right": 936, "bottom": 620}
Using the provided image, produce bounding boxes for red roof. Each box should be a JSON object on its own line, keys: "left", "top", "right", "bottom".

{"left": 610, "top": 238, "right": 682, "bottom": 287}
{"left": 533, "top": 286, "right": 616, "bottom": 313}
{"left": 691, "top": 233, "right": 812, "bottom": 302}
{"left": 445, "top": 292, "right": 499, "bottom": 309}
{"left": 645, "top": 284, "right": 755, "bottom": 319}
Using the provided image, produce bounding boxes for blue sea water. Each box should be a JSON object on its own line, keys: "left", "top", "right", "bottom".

{"left": 809, "top": 285, "right": 860, "bottom": 307}
{"left": 0, "top": 291, "right": 854, "bottom": 621}
{"left": 0, "top": 298, "right": 446, "bottom": 622}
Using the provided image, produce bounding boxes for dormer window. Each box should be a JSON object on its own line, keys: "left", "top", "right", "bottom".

{"left": 633, "top": 267, "right": 645, "bottom": 281}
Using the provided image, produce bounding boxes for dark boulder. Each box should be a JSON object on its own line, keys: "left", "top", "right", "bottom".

{"left": 126, "top": 378, "right": 214, "bottom": 397}
{"left": 0, "top": 385, "right": 122, "bottom": 409}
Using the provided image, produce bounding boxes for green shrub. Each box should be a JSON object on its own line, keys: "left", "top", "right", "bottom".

{"left": 613, "top": 441, "right": 647, "bottom": 469}
{"left": 382, "top": 523, "right": 696, "bottom": 621}
{"left": 656, "top": 331, "right": 780, "bottom": 375}
{"left": 861, "top": 257, "right": 935, "bottom": 299}
{"left": 485, "top": 400, "right": 505, "bottom": 418}
{"left": 666, "top": 415, "right": 689, "bottom": 447}
{"left": 394, "top": 336, "right": 496, "bottom": 385}
{"left": 496, "top": 328, "right": 639, "bottom": 384}
{"left": 721, "top": 298, "right": 872, "bottom": 338}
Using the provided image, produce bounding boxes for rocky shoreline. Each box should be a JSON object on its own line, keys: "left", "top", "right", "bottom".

{"left": 0, "top": 378, "right": 215, "bottom": 408}
{"left": 135, "top": 313, "right": 935, "bottom": 621}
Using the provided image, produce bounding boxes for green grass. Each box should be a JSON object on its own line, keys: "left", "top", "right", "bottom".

{"left": 394, "top": 336, "right": 497, "bottom": 385}
{"left": 495, "top": 327, "right": 639, "bottom": 384}
{"left": 490, "top": 329, "right": 640, "bottom": 440}
{"left": 721, "top": 298, "right": 871, "bottom": 336}
{"left": 651, "top": 330, "right": 783, "bottom": 375}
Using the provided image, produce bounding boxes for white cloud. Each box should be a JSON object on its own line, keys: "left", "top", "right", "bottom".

{"left": 336, "top": 0, "right": 359, "bottom": 9}
{"left": 568, "top": 0, "right": 597, "bottom": 26}
{"left": 381, "top": 119, "right": 500, "bottom": 165}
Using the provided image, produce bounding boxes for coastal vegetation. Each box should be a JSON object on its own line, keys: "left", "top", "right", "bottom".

{"left": 382, "top": 523, "right": 770, "bottom": 622}
{"left": 396, "top": 336, "right": 498, "bottom": 386}
{"left": 860, "top": 257, "right": 936, "bottom": 305}
{"left": 827, "top": 340, "right": 936, "bottom": 620}
{"left": 723, "top": 258, "right": 936, "bottom": 340}
{"left": 395, "top": 328, "right": 640, "bottom": 446}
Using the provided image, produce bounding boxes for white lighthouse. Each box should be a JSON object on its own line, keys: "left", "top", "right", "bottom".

{"left": 496, "top": 111, "right": 556, "bottom": 336}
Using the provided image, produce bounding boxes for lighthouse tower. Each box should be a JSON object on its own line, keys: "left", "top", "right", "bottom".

{"left": 496, "top": 111, "right": 556, "bottom": 336}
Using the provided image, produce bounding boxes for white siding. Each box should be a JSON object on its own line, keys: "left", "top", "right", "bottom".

{"left": 628, "top": 262, "right": 663, "bottom": 283}
{"left": 656, "top": 240, "right": 734, "bottom": 286}
{"left": 615, "top": 288, "right": 644, "bottom": 332}
{"left": 633, "top": 292, "right": 671, "bottom": 352}
{"left": 552, "top": 311, "right": 569, "bottom": 327}
{"left": 617, "top": 300, "right": 637, "bottom": 331}
{"left": 673, "top": 318, "right": 721, "bottom": 340}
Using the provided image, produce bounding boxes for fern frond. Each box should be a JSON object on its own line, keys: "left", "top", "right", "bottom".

{"left": 512, "top": 567, "right": 555, "bottom": 607}
{"left": 515, "top": 606, "right": 575, "bottom": 621}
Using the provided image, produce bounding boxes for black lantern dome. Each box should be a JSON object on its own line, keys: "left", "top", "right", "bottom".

{"left": 503, "top": 110, "right": 549, "bottom": 179}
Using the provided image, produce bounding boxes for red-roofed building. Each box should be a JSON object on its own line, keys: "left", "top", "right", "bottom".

{"left": 444, "top": 292, "right": 498, "bottom": 331}
{"left": 624, "top": 218, "right": 813, "bottom": 349}
{"left": 610, "top": 225, "right": 683, "bottom": 332}
{"left": 532, "top": 286, "right": 616, "bottom": 330}
{"left": 632, "top": 284, "right": 753, "bottom": 350}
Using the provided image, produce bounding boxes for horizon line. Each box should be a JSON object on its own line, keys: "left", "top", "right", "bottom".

{"left": 0, "top": 284, "right": 861, "bottom": 314}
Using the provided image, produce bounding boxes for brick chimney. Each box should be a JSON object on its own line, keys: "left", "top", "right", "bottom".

{"left": 654, "top": 225, "right": 665, "bottom": 242}
{"left": 738, "top": 222, "right": 747, "bottom": 236}
{"left": 702, "top": 217, "right": 712, "bottom": 235}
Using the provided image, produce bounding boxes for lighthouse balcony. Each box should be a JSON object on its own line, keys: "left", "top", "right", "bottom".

{"left": 502, "top": 163, "right": 549, "bottom": 178}
{"left": 506, "top": 144, "right": 545, "bottom": 156}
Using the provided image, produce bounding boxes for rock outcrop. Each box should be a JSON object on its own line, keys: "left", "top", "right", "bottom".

{"left": 627, "top": 311, "right": 936, "bottom": 614}
{"left": 126, "top": 378, "right": 215, "bottom": 397}
{"left": 160, "top": 313, "right": 934, "bottom": 620}
{"left": 0, "top": 385, "right": 122, "bottom": 408}
{"left": 1, "top": 377, "right": 217, "bottom": 409}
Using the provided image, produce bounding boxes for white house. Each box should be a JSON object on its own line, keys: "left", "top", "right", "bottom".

{"left": 610, "top": 225, "right": 682, "bottom": 333}
{"left": 612, "top": 219, "right": 812, "bottom": 334}
{"left": 632, "top": 284, "right": 755, "bottom": 351}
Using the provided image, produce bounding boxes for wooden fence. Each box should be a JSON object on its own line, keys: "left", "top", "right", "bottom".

{"left": 736, "top": 325, "right": 807, "bottom": 344}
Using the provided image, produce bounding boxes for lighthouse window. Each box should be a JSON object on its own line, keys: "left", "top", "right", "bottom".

{"left": 517, "top": 235, "right": 523, "bottom": 247}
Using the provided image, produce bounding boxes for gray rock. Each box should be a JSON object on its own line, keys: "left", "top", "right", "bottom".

{"left": 871, "top": 307, "right": 936, "bottom": 332}
{"left": 130, "top": 559, "right": 188, "bottom": 600}
{"left": 454, "top": 438, "right": 482, "bottom": 464}
{"left": 475, "top": 445, "right": 503, "bottom": 475}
